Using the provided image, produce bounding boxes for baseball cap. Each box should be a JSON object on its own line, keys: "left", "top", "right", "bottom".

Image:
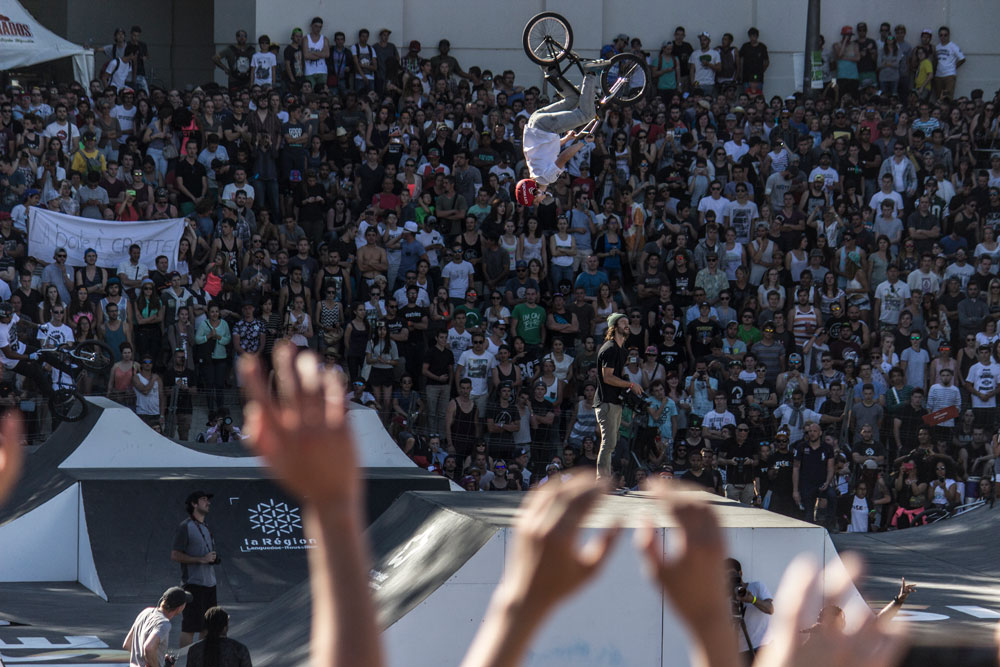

{"left": 409, "top": 40, "right": 421, "bottom": 51}
{"left": 645, "top": 345, "right": 658, "bottom": 355}
{"left": 222, "top": 199, "right": 238, "bottom": 211}
{"left": 841, "top": 25, "right": 853, "bottom": 35}
{"left": 161, "top": 586, "right": 194, "bottom": 609}
{"left": 615, "top": 33, "right": 629, "bottom": 41}
{"left": 699, "top": 31, "right": 710, "bottom": 38}
{"left": 403, "top": 221, "right": 419, "bottom": 233}
{"left": 516, "top": 259, "right": 528, "bottom": 269}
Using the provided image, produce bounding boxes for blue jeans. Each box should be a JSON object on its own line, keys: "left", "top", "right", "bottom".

{"left": 527, "top": 73, "right": 598, "bottom": 135}
{"left": 549, "top": 262, "right": 575, "bottom": 290}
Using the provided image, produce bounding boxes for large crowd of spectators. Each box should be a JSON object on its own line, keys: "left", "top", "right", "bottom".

{"left": 0, "top": 15, "right": 997, "bottom": 527}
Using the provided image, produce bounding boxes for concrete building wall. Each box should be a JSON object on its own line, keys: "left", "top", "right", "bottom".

{"left": 246, "top": 0, "right": 1000, "bottom": 98}
{"left": 21, "top": 0, "right": 214, "bottom": 89}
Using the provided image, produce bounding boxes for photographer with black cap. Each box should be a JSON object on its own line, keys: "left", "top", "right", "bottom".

{"left": 123, "top": 585, "right": 192, "bottom": 666}
{"left": 725, "top": 557, "right": 773, "bottom": 663}
{"left": 170, "top": 490, "right": 218, "bottom": 648}
{"left": 595, "top": 312, "right": 641, "bottom": 481}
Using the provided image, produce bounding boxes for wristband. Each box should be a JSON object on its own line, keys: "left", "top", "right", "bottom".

{"left": 751, "top": 594, "right": 757, "bottom": 605}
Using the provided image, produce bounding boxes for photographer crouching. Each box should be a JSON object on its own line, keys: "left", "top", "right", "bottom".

{"left": 726, "top": 557, "right": 774, "bottom": 664}
{"left": 595, "top": 313, "right": 643, "bottom": 481}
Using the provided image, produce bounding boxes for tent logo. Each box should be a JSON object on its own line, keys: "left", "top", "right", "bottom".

{"left": 248, "top": 499, "right": 302, "bottom": 536}
{"left": 0, "top": 15, "right": 32, "bottom": 38}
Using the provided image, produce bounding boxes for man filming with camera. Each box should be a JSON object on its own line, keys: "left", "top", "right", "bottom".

{"left": 725, "top": 557, "right": 773, "bottom": 664}
{"left": 595, "top": 312, "right": 642, "bottom": 481}
{"left": 171, "top": 490, "right": 219, "bottom": 648}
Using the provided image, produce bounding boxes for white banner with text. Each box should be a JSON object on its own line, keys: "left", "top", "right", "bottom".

{"left": 27, "top": 208, "right": 185, "bottom": 271}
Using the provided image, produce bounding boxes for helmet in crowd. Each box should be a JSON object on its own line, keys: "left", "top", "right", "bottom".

{"left": 515, "top": 178, "right": 539, "bottom": 206}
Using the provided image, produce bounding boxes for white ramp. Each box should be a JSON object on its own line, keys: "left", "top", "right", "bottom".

{"left": 347, "top": 405, "right": 424, "bottom": 468}
{"left": 377, "top": 491, "right": 868, "bottom": 667}
{"left": 59, "top": 397, "right": 264, "bottom": 469}
{"left": 0, "top": 484, "right": 104, "bottom": 598}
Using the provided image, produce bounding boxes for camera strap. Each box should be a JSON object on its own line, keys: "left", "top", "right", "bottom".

{"left": 193, "top": 519, "right": 215, "bottom": 554}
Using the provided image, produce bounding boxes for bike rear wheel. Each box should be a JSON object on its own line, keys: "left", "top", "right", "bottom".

{"left": 600, "top": 53, "right": 650, "bottom": 107}
{"left": 72, "top": 340, "right": 113, "bottom": 374}
{"left": 523, "top": 12, "right": 573, "bottom": 66}
{"left": 50, "top": 389, "right": 87, "bottom": 422}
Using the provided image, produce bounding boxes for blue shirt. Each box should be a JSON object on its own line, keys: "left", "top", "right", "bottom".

{"left": 574, "top": 270, "right": 609, "bottom": 297}
{"left": 399, "top": 238, "right": 426, "bottom": 275}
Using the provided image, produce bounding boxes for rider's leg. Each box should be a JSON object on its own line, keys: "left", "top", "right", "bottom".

{"left": 527, "top": 73, "right": 598, "bottom": 137}
{"left": 12, "top": 360, "right": 54, "bottom": 398}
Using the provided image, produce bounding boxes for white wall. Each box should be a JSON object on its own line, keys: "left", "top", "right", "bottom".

{"left": 244, "top": 0, "right": 1000, "bottom": 98}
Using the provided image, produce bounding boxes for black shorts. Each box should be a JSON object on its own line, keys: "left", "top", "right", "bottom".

{"left": 368, "top": 367, "right": 394, "bottom": 387}
{"left": 181, "top": 583, "right": 217, "bottom": 633}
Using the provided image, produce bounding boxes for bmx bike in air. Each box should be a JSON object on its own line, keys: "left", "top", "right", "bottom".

{"left": 522, "top": 11, "right": 650, "bottom": 109}
{"left": 35, "top": 338, "right": 113, "bottom": 422}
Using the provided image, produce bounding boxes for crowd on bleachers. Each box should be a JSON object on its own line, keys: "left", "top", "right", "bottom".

{"left": 0, "top": 15, "right": 997, "bottom": 528}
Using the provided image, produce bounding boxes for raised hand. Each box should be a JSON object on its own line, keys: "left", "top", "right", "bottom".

{"left": 754, "top": 554, "right": 906, "bottom": 667}
{"left": 239, "top": 343, "right": 358, "bottom": 506}
{"left": 637, "top": 481, "right": 738, "bottom": 667}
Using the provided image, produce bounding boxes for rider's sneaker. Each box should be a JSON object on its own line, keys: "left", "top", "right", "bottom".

{"left": 581, "top": 59, "right": 611, "bottom": 72}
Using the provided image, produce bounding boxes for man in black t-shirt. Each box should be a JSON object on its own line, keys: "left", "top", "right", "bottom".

{"left": 595, "top": 312, "right": 637, "bottom": 480}
{"left": 721, "top": 424, "right": 758, "bottom": 503}
{"left": 763, "top": 429, "right": 796, "bottom": 517}
{"left": 680, "top": 449, "right": 721, "bottom": 494}
{"left": 793, "top": 422, "right": 835, "bottom": 524}
{"left": 163, "top": 348, "right": 197, "bottom": 440}
{"left": 399, "top": 286, "right": 429, "bottom": 378}
{"left": 422, "top": 329, "right": 453, "bottom": 437}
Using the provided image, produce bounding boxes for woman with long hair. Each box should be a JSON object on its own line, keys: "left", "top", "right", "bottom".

{"left": 67, "top": 285, "right": 98, "bottom": 330}
{"left": 365, "top": 321, "right": 399, "bottom": 421}
{"left": 39, "top": 284, "right": 63, "bottom": 324}
{"left": 284, "top": 293, "right": 313, "bottom": 349}
{"left": 518, "top": 216, "right": 547, "bottom": 273}
{"left": 315, "top": 284, "right": 344, "bottom": 354}
{"left": 593, "top": 283, "right": 615, "bottom": 338}
{"left": 185, "top": 606, "right": 251, "bottom": 667}
{"left": 344, "top": 302, "right": 370, "bottom": 381}
{"left": 107, "top": 341, "right": 138, "bottom": 407}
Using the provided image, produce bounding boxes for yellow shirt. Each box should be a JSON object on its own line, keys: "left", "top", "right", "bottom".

{"left": 915, "top": 59, "right": 933, "bottom": 91}
{"left": 70, "top": 147, "right": 106, "bottom": 175}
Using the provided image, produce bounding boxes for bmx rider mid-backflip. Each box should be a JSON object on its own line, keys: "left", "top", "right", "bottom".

{"left": 515, "top": 66, "right": 601, "bottom": 207}
{"left": 0, "top": 301, "right": 71, "bottom": 397}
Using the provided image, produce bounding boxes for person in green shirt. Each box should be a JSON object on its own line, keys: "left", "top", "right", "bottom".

{"left": 510, "top": 286, "right": 546, "bottom": 349}
{"left": 736, "top": 309, "right": 762, "bottom": 346}
{"left": 454, "top": 288, "right": 483, "bottom": 333}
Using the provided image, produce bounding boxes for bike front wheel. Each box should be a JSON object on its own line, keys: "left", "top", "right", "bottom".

{"left": 50, "top": 389, "right": 88, "bottom": 422}
{"left": 72, "top": 340, "right": 113, "bottom": 374}
{"left": 600, "top": 53, "right": 650, "bottom": 107}
{"left": 523, "top": 12, "right": 573, "bottom": 66}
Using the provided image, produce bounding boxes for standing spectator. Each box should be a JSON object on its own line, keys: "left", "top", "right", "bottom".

{"left": 792, "top": 421, "right": 835, "bottom": 525}
{"left": 212, "top": 30, "right": 255, "bottom": 90}
{"left": 738, "top": 28, "right": 769, "bottom": 92}
{"left": 122, "top": 587, "right": 190, "bottom": 667}
{"left": 301, "top": 18, "right": 330, "bottom": 90}
{"left": 170, "top": 491, "right": 218, "bottom": 648}
{"left": 690, "top": 32, "right": 720, "bottom": 97}
{"left": 933, "top": 26, "right": 965, "bottom": 100}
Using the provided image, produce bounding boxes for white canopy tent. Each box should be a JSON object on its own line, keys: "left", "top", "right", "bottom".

{"left": 0, "top": 0, "right": 94, "bottom": 87}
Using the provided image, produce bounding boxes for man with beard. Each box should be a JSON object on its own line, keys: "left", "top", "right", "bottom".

{"left": 595, "top": 312, "right": 640, "bottom": 480}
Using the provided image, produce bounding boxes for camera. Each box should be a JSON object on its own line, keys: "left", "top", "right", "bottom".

{"left": 223, "top": 416, "right": 233, "bottom": 426}
{"left": 622, "top": 387, "right": 651, "bottom": 412}
{"left": 211, "top": 554, "right": 222, "bottom": 565}
{"left": 731, "top": 573, "right": 748, "bottom": 617}
{"left": 164, "top": 655, "right": 177, "bottom": 666}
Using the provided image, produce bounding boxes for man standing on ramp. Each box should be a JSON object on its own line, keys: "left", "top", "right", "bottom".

{"left": 515, "top": 67, "right": 601, "bottom": 207}
{"left": 171, "top": 490, "right": 218, "bottom": 648}
{"left": 594, "top": 312, "right": 641, "bottom": 481}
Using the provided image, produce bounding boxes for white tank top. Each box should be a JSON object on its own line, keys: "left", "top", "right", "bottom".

{"left": 134, "top": 373, "right": 160, "bottom": 416}
{"left": 552, "top": 233, "right": 574, "bottom": 266}
{"left": 305, "top": 34, "right": 327, "bottom": 76}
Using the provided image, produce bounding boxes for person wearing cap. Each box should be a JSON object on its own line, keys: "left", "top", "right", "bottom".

{"left": 372, "top": 28, "right": 399, "bottom": 96}
{"left": 689, "top": 32, "right": 720, "bottom": 97}
{"left": 70, "top": 130, "right": 106, "bottom": 177}
{"left": 171, "top": 491, "right": 218, "bottom": 647}
{"left": 401, "top": 40, "right": 422, "bottom": 76}
{"left": 123, "top": 585, "right": 191, "bottom": 666}
{"left": 832, "top": 25, "right": 860, "bottom": 102}
{"left": 594, "top": 311, "right": 640, "bottom": 480}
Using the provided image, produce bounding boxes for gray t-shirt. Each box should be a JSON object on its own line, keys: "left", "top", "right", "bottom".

{"left": 852, "top": 400, "right": 884, "bottom": 442}
{"left": 75, "top": 184, "right": 109, "bottom": 219}
{"left": 126, "top": 607, "right": 171, "bottom": 667}
{"left": 172, "top": 517, "right": 217, "bottom": 587}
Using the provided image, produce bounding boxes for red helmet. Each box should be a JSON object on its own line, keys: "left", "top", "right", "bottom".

{"left": 515, "top": 178, "right": 538, "bottom": 206}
